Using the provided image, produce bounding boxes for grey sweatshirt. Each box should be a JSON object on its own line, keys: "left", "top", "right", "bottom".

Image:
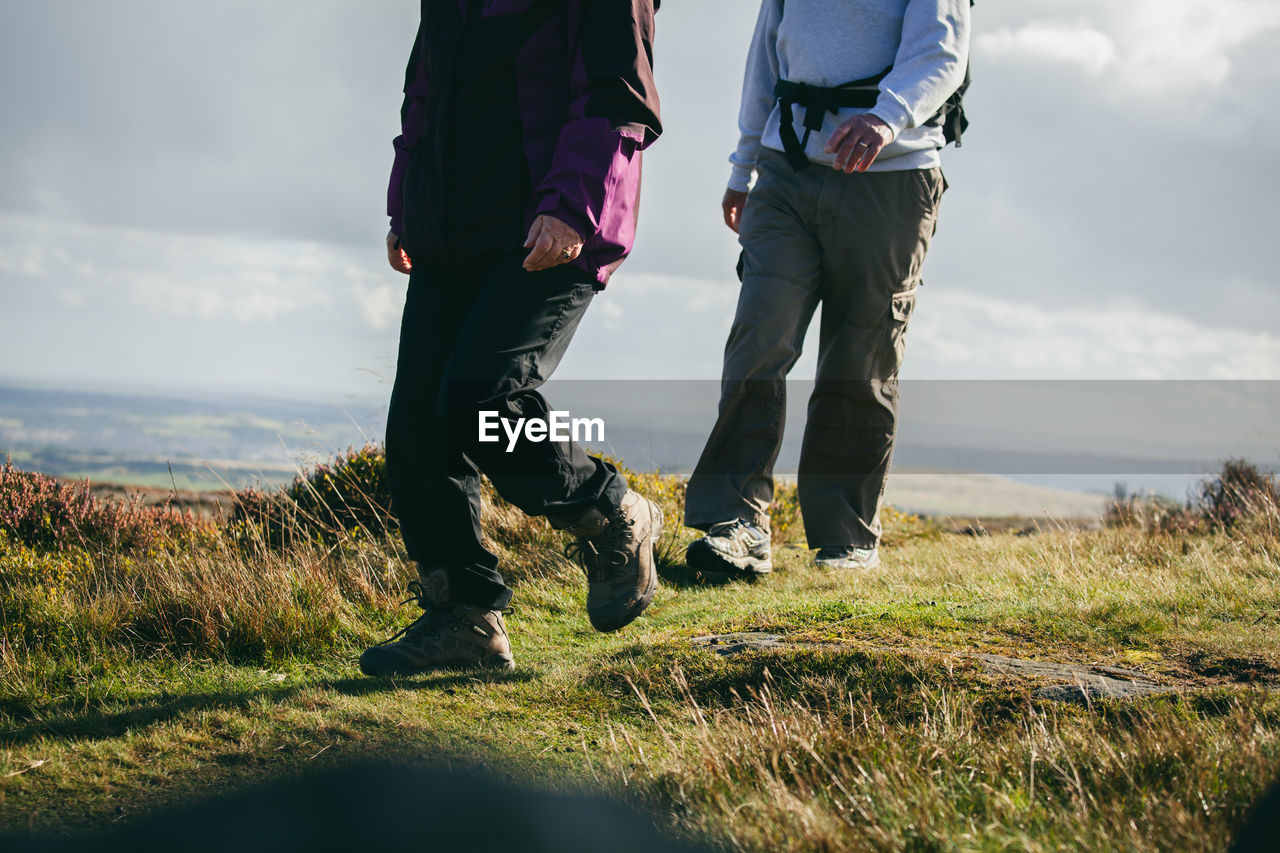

{"left": 729, "top": 0, "right": 971, "bottom": 190}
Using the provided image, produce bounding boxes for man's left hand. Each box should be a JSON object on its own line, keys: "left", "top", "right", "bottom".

{"left": 825, "top": 114, "right": 895, "bottom": 173}
{"left": 523, "top": 215, "right": 584, "bottom": 272}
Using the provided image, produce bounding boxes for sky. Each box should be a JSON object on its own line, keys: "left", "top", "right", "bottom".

{"left": 1, "top": 0, "right": 1279, "bottom": 404}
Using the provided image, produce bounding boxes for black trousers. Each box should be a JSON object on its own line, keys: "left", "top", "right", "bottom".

{"left": 385, "top": 247, "right": 627, "bottom": 609}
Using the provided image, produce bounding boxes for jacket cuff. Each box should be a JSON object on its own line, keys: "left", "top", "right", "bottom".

{"left": 534, "top": 191, "right": 595, "bottom": 246}
{"left": 728, "top": 164, "right": 754, "bottom": 193}
{"left": 869, "top": 94, "right": 910, "bottom": 141}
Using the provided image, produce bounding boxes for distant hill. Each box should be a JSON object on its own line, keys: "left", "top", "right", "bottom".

{"left": 6, "top": 379, "right": 1272, "bottom": 515}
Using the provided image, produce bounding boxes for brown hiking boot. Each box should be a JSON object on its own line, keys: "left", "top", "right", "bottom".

{"left": 359, "top": 568, "right": 514, "bottom": 676}
{"left": 559, "top": 490, "right": 663, "bottom": 633}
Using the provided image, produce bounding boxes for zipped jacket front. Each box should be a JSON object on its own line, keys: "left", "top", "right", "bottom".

{"left": 387, "top": 0, "right": 662, "bottom": 287}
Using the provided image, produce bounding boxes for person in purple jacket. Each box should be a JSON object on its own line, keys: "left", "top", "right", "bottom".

{"left": 360, "top": 0, "right": 663, "bottom": 678}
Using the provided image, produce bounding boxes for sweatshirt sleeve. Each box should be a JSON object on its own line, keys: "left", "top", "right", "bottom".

{"left": 728, "top": 0, "right": 783, "bottom": 192}
{"left": 386, "top": 24, "right": 428, "bottom": 239}
{"left": 532, "top": 0, "right": 662, "bottom": 245}
{"left": 869, "top": 0, "right": 970, "bottom": 140}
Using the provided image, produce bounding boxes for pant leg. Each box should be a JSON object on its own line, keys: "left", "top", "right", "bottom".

{"left": 684, "top": 149, "right": 823, "bottom": 532}
{"left": 386, "top": 261, "right": 513, "bottom": 609}
{"left": 798, "top": 166, "right": 945, "bottom": 548}
{"left": 439, "top": 247, "right": 627, "bottom": 526}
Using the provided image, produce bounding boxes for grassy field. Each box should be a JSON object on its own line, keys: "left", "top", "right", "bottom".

{"left": 1, "top": 456, "right": 1278, "bottom": 851}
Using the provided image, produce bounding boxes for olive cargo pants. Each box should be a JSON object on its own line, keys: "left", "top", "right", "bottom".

{"left": 684, "top": 148, "right": 945, "bottom": 549}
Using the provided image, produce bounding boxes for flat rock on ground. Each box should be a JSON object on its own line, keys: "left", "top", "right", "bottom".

{"left": 690, "top": 633, "right": 1172, "bottom": 704}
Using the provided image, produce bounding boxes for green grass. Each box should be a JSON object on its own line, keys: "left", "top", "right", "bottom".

{"left": 2, "top": 466, "right": 1279, "bottom": 850}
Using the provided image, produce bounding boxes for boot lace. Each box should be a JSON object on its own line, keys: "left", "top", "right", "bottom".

{"left": 374, "top": 580, "right": 452, "bottom": 646}
{"left": 564, "top": 508, "right": 633, "bottom": 583}
{"left": 708, "top": 519, "right": 748, "bottom": 538}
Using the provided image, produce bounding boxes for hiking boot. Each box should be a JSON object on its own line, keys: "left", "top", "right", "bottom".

{"left": 814, "top": 546, "right": 881, "bottom": 571}
{"left": 359, "top": 568, "right": 514, "bottom": 676}
{"left": 685, "top": 519, "right": 772, "bottom": 581}
{"left": 559, "top": 490, "right": 663, "bottom": 633}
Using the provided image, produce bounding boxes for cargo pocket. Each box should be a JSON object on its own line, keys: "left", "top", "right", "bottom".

{"left": 880, "top": 286, "right": 918, "bottom": 382}
{"left": 890, "top": 287, "right": 918, "bottom": 328}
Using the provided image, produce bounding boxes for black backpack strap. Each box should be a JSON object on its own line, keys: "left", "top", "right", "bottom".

{"left": 773, "top": 67, "right": 889, "bottom": 171}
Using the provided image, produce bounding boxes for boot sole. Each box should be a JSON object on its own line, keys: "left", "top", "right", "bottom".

{"left": 685, "top": 539, "right": 772, "bottom": 584}
{"left": 359, "top": 653, "right": 515, "bottom": 678}
{"left": 588, "top": 501, "right": 663, "bottom": 633}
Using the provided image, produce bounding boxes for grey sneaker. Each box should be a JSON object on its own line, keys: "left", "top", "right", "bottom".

{"left": 560, "top": 490, "right": 663, "bottom": 633}
{"left": 815, "top": 547, "right": 881, "bottom": 570}
{"left": 359, "top": 568, "right": 514, "bottom": 676}
{"left": 685, "top": 519, "right": 772, "bottom": 581}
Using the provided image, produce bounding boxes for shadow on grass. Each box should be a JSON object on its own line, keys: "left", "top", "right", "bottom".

{"left": 0, "top": 669, "right": 537, "bottom": 749}
{"left": 1, "top": 761, "right": 715, "bottom": 852}
{"left": 654, "top": 549, "right": 771, "bottom": 590}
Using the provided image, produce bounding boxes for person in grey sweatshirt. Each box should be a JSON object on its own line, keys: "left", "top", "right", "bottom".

{"left": 683, "top": 0, "right": 970, "bottom": 579}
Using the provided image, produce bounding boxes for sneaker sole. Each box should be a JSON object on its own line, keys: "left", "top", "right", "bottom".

{"left": 685, "top": 539, "right": 772, "bottom": 583}
{"left": 814, "top": 553, "right": 881, "bottom": 571}
{"left": 588, "top": 500, "right": 663, "bottom": 633}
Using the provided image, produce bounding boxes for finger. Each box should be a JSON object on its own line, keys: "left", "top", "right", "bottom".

{"left": 825, "top": 121, "right": 853, "bottom": 154}
{"left": 545, "top": 241, "right": 577, "bottom": 268}
{"left": 556, "top": 243, "right": 583, "bottom": 266}
{"left": 845, "top": 140, "right": 867, "bottom": 173}
{"left": 834, "top": 137, "right": 860, "bottom": 172}
{"left": 549, "top": 234, "right": 585, "bottom": 268}
{"left": 524, "top": 232, "right": 558, "bottom": 271}
{"left": 388, "top": 246, "right": 408, "bottom": 274}
{"left": 723, "top": 201, "right": 736, "bottom": 230}
{"left": 522, "top": 225, "right": 552, "bottom": 268}
{"left": 846, "top": 137, "right": 873, "bottom": 173}
{"left": 523, "top": 217, "right": 545, "bottom": 249}
{"left": 855, "top": 138, "right": 884, "bottom": 173}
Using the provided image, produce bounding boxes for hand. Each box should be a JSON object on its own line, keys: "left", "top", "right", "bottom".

{"left": 825, "top": 114, "right": 895, "bottom": 173}
{"left": 387, "top": 231, "right": 412, "bottom": 275}
{"left": 522, "top": 215, "right": 584, "bottom": 272}
{"left": 722, "top": 188, "right": 749, "bottom": 234}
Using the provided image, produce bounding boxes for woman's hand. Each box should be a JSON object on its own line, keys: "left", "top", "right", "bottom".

{"left": 523, "top": 215, "right": 584, "bottom": 272}
{"left": 387, "top": 231, "right": 412, "bottom": 275}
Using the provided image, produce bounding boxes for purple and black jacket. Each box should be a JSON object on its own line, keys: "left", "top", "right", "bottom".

{"left": 387, "top": 0, "right": 662, "bottom": 287}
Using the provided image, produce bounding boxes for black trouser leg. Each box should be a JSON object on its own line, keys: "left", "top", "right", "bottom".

{"left": 386, "top": 248, "right": 626, "bottom": 609}
{"left": 386, "top": 259, "right": 502, "bottom": 606}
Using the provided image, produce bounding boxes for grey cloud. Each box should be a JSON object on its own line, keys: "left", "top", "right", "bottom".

{"left": 0, "top": 1, "right": 414, "bottom": 246}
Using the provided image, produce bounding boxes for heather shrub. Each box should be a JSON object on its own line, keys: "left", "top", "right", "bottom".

{"left": 1103, "top": 459, "right": 1279, "bottom": 535}
{"left": 1196, "top": 458, "right": 1279, "bottom": 531}
{"left": 0, "top": 461, "right": 210, "bottom": 555}
{"left": 1103, "top": 491, "right": 1196, "bottom": 534}
{"left": 229, "top": 444, "right": 394, "bottom": 548}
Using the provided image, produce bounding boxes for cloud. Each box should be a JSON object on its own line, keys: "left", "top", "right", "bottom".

{"left": 979, "top": 0, "right": 1280, "bottom": 91}
{"left": 0, "top": 213, "right": 392, "bottom": 326}
{"left": 979, "top": 24, "right": 1116, "bottom": 76}
{"left": 355, "top": 284, "right": 402, "bottom": 331}
{"left": 909, "top": 290, "right": 1280, "bottom": 380}
{"left": 2, "top": 2, "right": 1278, "bottom": 398}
